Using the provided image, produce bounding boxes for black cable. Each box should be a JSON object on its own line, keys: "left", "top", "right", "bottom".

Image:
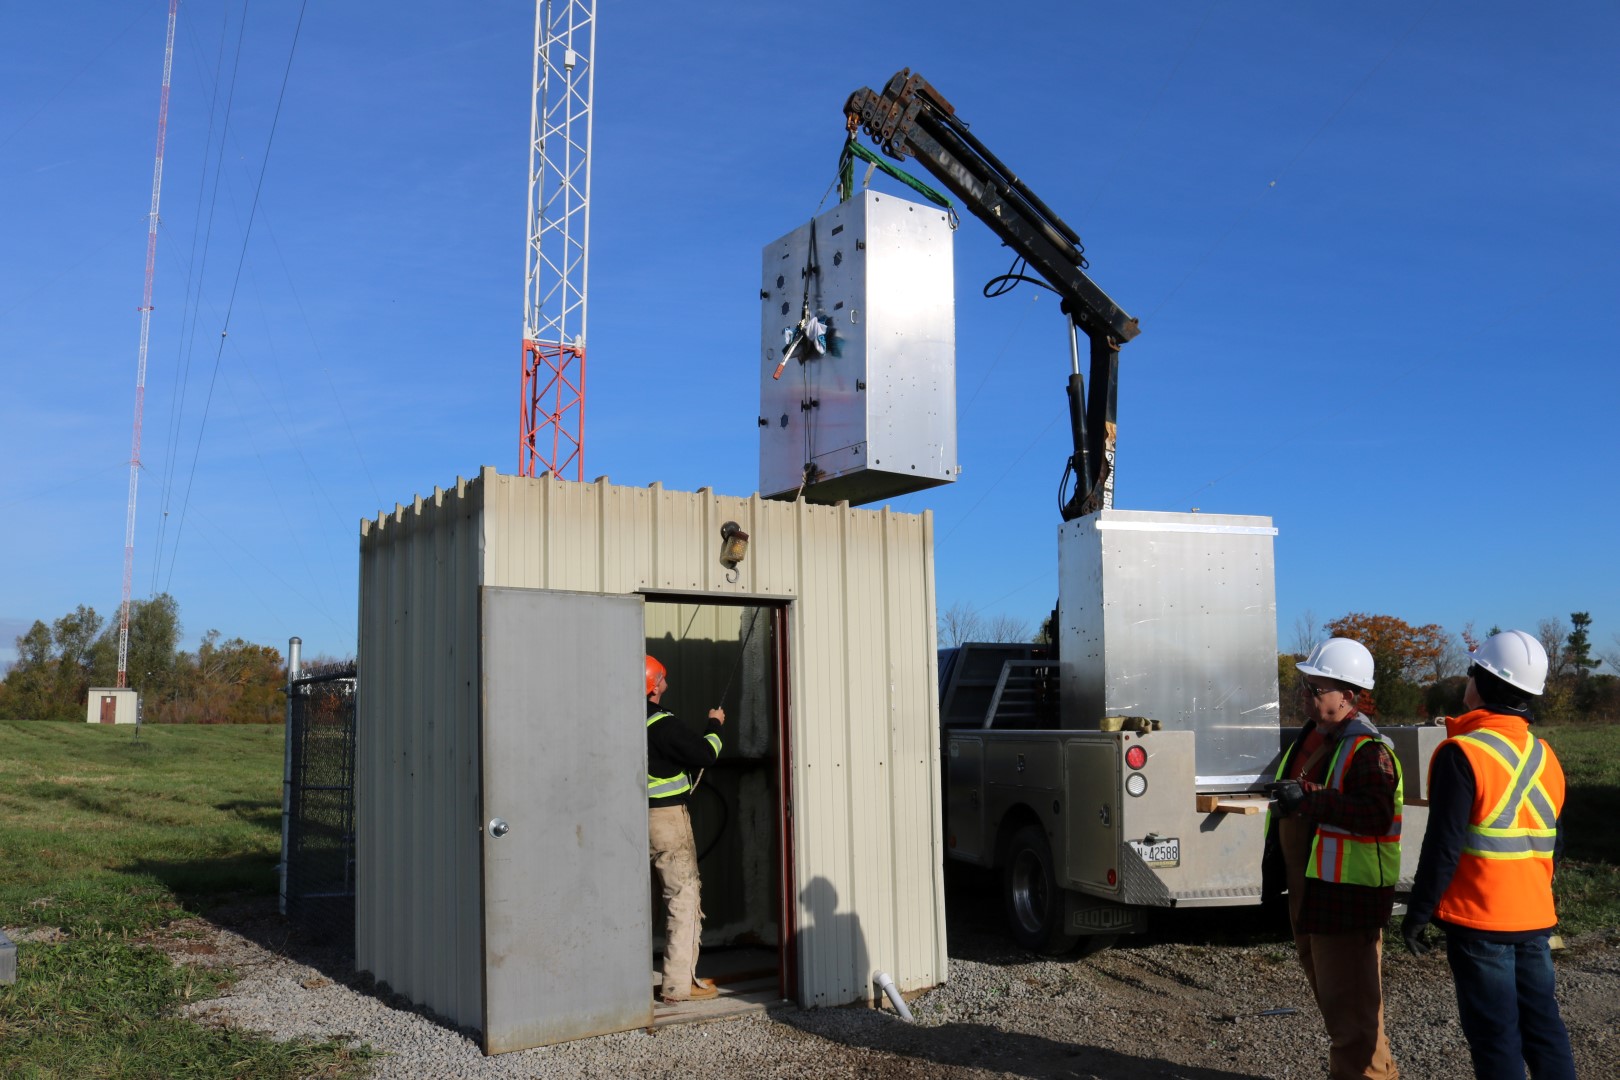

{"left": 160, "top": 0, "right": 253, "bottom": 589}
{"left": 693, "top": 782, "right": 732, "bottom": 864}
{"left": 166, "top": 0, "right": 310, "bottom": 591}
{"left": 153, "top": 2, "right": 232, "bottom": 593}
{"left": 0, "top": 9, "right": 145, "bottom": 152}
{"left": 717, "top": 607, "right": 764, "bottom": 708}
{"left": 798, "top": 221, "right": 821, "bottom": 484}
{"left": 1058, "top": 457, "right": 1076, "bottom": 519}
{"left": 983, "top": 255, "right": 1059, "bottom": 299}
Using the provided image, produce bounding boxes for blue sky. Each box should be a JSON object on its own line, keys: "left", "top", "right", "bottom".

{"left": 3, "top": 1, "right": 1616, "bottom": 672}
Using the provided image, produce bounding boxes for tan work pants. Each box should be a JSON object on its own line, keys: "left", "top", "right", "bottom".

{"left": 649, "top": 803, "right": 703, "bottom": 1000}
{"left": 1280, "top": 816, "right": 1398, "bottom": 1080}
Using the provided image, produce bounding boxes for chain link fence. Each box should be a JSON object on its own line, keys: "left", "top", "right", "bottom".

{"left": 282, "top": 661, "right": 357, "bottom": 943}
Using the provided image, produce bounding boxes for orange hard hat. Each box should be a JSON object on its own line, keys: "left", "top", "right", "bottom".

{"left": 644, "top": 655, "right": 666, "bottom": 696}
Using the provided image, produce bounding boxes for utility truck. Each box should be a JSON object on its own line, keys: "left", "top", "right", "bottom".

{"left": 839, "top": 71, "right": 1441, "bottom": 953}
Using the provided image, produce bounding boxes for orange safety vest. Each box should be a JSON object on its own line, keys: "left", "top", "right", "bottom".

{"left": 1433, "top": 709, "right": 1565, "bottom": 933}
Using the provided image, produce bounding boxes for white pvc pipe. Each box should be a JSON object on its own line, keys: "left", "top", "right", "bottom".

{"left": 279, "top": 637, "right": 301, "bottom": 916}
{"left": 873, "top": 971, "right": 913, "bottom": 1021}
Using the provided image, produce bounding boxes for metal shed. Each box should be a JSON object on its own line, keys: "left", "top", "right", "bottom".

{"left": 85, "top": 688, "right": 138, "bottom": 725}
{"left": 356, "top": 467, "right": 945, "bottom": 1053}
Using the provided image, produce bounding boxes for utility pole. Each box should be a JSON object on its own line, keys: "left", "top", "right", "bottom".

{"left": 118, "top": 0, "right": 179, "bottom": 688}
{"left": 519, "top": 0, "right": 597, "bottom": 480}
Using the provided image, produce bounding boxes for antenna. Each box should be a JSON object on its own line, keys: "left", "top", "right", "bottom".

{"left": 118, "top": 0, "right": 179, "bottom": 688}
{"left": 519, "top": 0, "right": 596, "bottom": 480}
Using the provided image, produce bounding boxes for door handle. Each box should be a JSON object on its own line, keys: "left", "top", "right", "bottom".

{"left": 488, "top": 818, "right": 510, "bottom": 838}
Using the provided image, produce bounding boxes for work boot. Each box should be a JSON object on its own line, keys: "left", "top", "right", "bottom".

{"left": 660, "top": 979, "right": 719, "bottom": 1004}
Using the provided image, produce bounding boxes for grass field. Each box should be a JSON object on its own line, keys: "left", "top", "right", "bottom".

{"left": 0, "top": 722, "right": 369, "bottom": 1079}
{"left": 1537, "top": 723, "right": 1620, "bottom": 933}
{"left": 1, "top": 720, "right": 1615, "bottom": 1077}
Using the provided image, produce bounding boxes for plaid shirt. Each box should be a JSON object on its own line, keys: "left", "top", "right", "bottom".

{"left": 1294, "top": 719, "right": 1399, "bottom": 934}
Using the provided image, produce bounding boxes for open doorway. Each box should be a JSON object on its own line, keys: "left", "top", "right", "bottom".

{"left": 643, "top": 597, "right": 792, "bottom": 1024}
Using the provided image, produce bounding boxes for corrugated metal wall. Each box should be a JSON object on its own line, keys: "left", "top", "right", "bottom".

{"left": 358, "top": 467, "right": 946, "bottom": 1024}
{"left": 357, "top": 478, "right": 485, "bottom": 1030}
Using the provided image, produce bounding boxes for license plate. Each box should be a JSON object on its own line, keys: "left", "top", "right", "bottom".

{"left": 1128, "top": 837, "right": 1180, "bottom": 868}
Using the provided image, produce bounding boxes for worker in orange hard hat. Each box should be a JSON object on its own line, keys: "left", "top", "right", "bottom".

{"left": 644, "top": 654, "right": 725, "bottom": 1004}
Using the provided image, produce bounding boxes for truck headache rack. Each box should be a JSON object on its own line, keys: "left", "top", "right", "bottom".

{"left": 939, "top": 643, "right": 1059, "bottom": 730}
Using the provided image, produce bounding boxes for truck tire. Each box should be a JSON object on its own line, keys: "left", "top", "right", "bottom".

{"left": 1003, "top": 824, "right": 1080, "bottom": 955}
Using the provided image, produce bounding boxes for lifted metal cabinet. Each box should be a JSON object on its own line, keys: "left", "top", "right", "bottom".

{"left": 759, "top": 190, "right": 957, "bottom": 505}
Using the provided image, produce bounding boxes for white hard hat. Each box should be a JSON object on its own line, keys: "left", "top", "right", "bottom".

{"left": 1297, "top": 637, "right": 1376, "bottom": 690}
{"left": 1469, "top": 629, "right": 1548, "bottom": 696}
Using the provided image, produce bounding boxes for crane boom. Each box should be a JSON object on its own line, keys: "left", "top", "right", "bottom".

{"left": 845, "top": 69, "right": 1140, "bottom": 519}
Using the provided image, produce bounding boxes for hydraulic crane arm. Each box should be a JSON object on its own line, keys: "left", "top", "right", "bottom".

{"left": 845, "top": 69, "right": 1141, "bottom": 520}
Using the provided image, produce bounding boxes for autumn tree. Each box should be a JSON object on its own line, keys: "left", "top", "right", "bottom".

{"left": 1324, "top": 612, "right": 1448, "bottom": 719}
{"left": 87, "top": 593, "right": 181, "bottom": 701}
{"left": 165, "top": 631, "right": 285, "bottom": 724}
{"left": 0, "top": 608, "right": 106, "bottom": 722}
{"left": 0, "top": 595, "right": 283, "bottom": 724}
{"left": 0, "top": 621, "right": 60, "bottom": 720}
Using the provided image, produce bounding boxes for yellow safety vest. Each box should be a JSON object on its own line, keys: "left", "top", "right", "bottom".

{"left": 646, "top": 710, "right": 721, "bottom": 800}
{"left": 1306, "top": 732, "right": 1403, "bottom": 887}
{"left": 1271, "top": 719, "right": 1403, "bottom": 887}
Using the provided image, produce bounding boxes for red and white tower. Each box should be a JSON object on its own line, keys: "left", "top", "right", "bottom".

{"left": 519, "top": 0, "right": 597, "bottom": 479}
{"left": 117, "top": 0, "right": 179, "bottom": 688}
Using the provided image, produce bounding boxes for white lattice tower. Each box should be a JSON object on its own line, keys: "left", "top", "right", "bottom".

{"left": 519, "top": 0, "right": 596, "bottom": 479}
{"left": 118, "top": 0, "right": 179, "bottom": 688}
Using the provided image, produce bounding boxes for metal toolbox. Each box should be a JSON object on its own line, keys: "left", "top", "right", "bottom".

{"left": 1058, "top": 510, "right": 1282, "bottom": 788}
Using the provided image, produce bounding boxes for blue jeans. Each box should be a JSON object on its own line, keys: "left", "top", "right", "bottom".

{"left": 1446, "top": 933, "right": 1576, "bottom": 1080}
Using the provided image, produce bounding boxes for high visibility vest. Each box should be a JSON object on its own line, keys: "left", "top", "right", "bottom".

{"left": 1433, "top": 710, "right": 1564, "bottom": 932}
{"left": 1305, "top": 730, "right": 1403, "bottom": 886}
{"left": 646, "top": 711, "right": 722, "bottom": 801}
{"left": 1271, "top": 718, "right": 1403, "bottom": 887}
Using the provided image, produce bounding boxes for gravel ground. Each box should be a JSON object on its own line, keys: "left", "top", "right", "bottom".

{"left": 149, "top": 878, "right": 1620, "bottom": 1079}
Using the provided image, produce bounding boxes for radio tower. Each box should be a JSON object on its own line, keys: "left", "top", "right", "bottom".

{"left": 117, "top": 0, "right": 179, "bottom": 689}
{"left": 519, "top": 0, "right": 596, "bottom": 479}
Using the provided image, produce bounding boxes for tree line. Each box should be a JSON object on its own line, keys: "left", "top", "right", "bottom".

{"left": 1278, "top": 611, "right": 1619, "bottom": 725}
{"left": 0, "top": 595, "right": 297, "bottom": 724}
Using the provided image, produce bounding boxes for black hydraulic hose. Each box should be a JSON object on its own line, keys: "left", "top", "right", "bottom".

{"left": 694, "top": 781, "right": 732, "bottom": 864}
{"left": 718, "top": 606, "right": 765, "bottom": 708}
{"left": 931, "top": 106, "right": 1084, "bottom": 251}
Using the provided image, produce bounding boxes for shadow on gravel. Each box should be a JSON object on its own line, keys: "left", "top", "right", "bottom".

{"left": 173, "top": 893, "right": 480, "bottom": 1042}
{"left": 774, "top": 1008, "right": 1265, "bottom": 1080}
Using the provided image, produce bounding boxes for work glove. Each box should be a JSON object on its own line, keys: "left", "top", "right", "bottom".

{"left": 1401, "top": 914, "right": 1432, "bottom": 957}
{"left": 1266, "top": 779, "right": 1307, "bottom": 816}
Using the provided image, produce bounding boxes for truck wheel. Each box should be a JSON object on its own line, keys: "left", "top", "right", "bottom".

{"left": 1003, "top": 824, "right": 1080, "bottom": 955}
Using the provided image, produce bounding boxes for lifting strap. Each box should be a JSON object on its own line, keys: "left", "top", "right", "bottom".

{"left": 839, "top": 137, "right": 956, "bottom": 222}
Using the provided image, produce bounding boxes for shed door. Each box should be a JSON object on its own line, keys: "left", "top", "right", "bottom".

{"left": 479, "top": 587, "right": 651, "bottom": 1053}
{"left": 100, "top": 696, "right": 117, "bottom": 724}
